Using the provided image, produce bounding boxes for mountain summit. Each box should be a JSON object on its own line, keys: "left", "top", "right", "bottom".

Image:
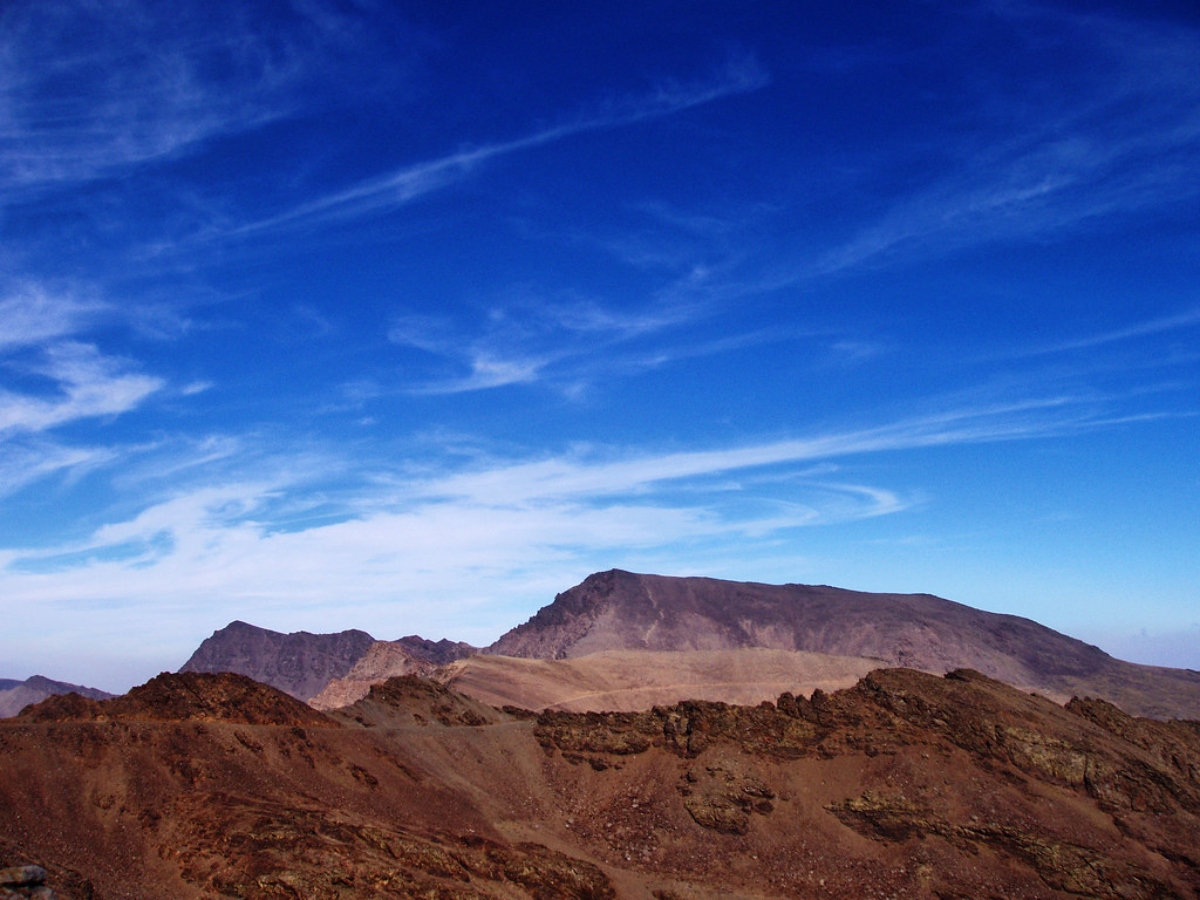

{"left": 179, "top": 620, "right": 377, "bottom": 701}
{"left": 487, "top": 569, "right": 1200, "bottom": 719}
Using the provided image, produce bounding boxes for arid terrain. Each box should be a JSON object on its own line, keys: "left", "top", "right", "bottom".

{"left": 6, "top": 570, "right": 1200, "bottom": 898}
{"left": 179, "top": 571, "right": 1200, "bottom": 720}
{"left": 0, "top": 676, "right": 113, "bottom": 718}
{"left": 428, "top": 648, "right": 880, "bottom": 714}
{"left": 2, "top": 668, "right": 1200, "bottom": 899}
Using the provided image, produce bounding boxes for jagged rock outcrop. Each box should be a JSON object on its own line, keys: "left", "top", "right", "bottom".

{"left": 179, "top": 620, "right": 377, "bottom": 700}
{"left": 489, "top": 569, "right": 1200, "bottom": 719}
{"left": 0, "top": 676, "right": 113, "bottom": 718}
{"left": 17, "top": 671, "right": 334, "bottom": 727}
{"left": 3, "top": 667, "right": 1200, "bottom": 898}
{"left": 338, "top": 675, "right": 506, "bottom": 729}
{"left": 0, "top": 864, "right": 56, "bottom": 900}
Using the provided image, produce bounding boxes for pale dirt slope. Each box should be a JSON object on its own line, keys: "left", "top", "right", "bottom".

{"left": 436, "top": 648, "right": 882, "bottom": 712}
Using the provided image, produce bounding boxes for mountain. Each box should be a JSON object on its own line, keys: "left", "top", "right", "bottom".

{"left": 3, "top": 669, "right": 1199, "bottom": 899}
{"left": 486, "top": 569, "right": 1200, "bottom": 720}
{"left": 180, "top": 620, "right": 475, "bottom": 705}
{"left": 310, "top": 636, "right": 476, "bottom": 710}
{"left": 178, "top": 620, "right": 377, "bottom": 701}
{"left": 175, "top": 570, "right": 1200, "bottom": 720}
{"left": 0, "top": 675, "right": 114, "bottom": 718}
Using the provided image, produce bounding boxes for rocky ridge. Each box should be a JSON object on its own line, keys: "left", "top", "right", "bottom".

{"left": 310, "top": 637, "right": 476, "bottom": 710}
{"left": 180, "top": 621, "right": 475, "bottom": 704}
{"left": 0, "top": 676, "right": 113, "bottom": 718}
{"left": 174, "top": 570, "right": 1200, "bottom": 720}
{"left": 3, "top": 668, "right": 1200, "bottom": 898}
{"left": 487, "top": 569, "right": 1200, "bottom": 719}
{"left": 178, "top": 620, "right": 376, "bottom": 701}
{"left": 19, "top": 671, "right": 334, "bottom": 726}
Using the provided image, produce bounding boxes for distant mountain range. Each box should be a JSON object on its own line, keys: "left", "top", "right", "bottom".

{"left": 178, "top": 569, "right": 1200, "bottom": 720}
{"left": 0, "top": 675, "right": 114, "bottom": 718}
{"left": 178, "top": 619, "right": 475, "bottom": 703}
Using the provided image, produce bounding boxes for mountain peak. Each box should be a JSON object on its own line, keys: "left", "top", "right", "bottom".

{"left": 179, "top": 620, "right": 377, "bottom": 701}
{"left": 484, "top": 570, "right": 1200, "bottom": 718}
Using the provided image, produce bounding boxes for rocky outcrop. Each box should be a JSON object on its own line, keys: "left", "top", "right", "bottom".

{"left": 334, "top": 675, "right": 506, "bottom": 729}
{"left": 0, "top": 676, "right": 113, "bottom": 718}
{"left": 310, "top": 638, "right": 477, "bottom": 710}
{"left": 179, "top": 620, "right": 377, "bottom": 701}
{"left": 16, "top": 671, "right": 335, "bottom": 726}
{"left": 3, "top": 667, "right": 1200, "bottom": 899}
{"left": 0, "top": 864, "right": 56, "bottom": 900}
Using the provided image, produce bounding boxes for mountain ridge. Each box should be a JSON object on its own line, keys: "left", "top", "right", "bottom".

{"left": 3, "top": 668, "right": 1200, "bottom": 898}
{"left": 178, "top": 620, "right": 378, "bottom": 701}
{"left": 174, "top": 569, "right": 1200, "bottom": 720}
{"left": 483, "top": 569, "right": 1200, "bottom": 719}
{"left": 0, "top": 675, "right": 115, "bottom": 718}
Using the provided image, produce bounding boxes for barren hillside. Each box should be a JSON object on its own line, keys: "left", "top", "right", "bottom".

{"left": 2, "top": 670, "right": 1200, "bottom": 899}
{"left": 488, "top": 570, "right": 1200, "bottom": 719}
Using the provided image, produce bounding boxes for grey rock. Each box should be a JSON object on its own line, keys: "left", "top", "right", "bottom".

{"left": 0, "top": 866, "right": 45, "bottom": 886}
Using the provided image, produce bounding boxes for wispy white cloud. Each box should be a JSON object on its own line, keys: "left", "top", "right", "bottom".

{"left": 0, "top": 342, "right": 162, "bottom": 435}
{"left": 0, "top": 0, "right": 369, "bottom": 202}
{"left": 235, "top": 53, "right": 769, "bottom": 235}
{"left": 802, "top": 8, "right": 1200, "bottom": 277}
{"left": 0, "top": 438, "right": 117, "bottom": 500}
{"left": 1, "top": 6, "right": 254, "bottom": 195}
{"left": 0, "top": 284, "right": 109, "bottom": 351}
{"left": 386, "top": 295, "right": 713, "bottom": 395}
{"left": 410, "top": 396, "right": 1088, "bottom": 506}
{"left": 1023, "top": 306, "right": 1200, "bottom": 356}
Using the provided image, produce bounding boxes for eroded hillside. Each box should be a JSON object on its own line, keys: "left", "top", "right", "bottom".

{"left": 2, "top": 670, "right": 1199, "bottom": 899}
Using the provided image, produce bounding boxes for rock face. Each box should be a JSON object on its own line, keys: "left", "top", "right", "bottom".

{"left": 179, "top": 620, "right": 377, "bottom": 701}
{"left": 311, "top": 637, "right": 477, "bottom": 710}
{"left": 488, "top": 569, "right": 1200, "bottom": 720}
{"left": 0, "top": 675, "right": 114, "bottom": 718}
{"left": 3, "top": 668, "right": 1200, "bottom": 899}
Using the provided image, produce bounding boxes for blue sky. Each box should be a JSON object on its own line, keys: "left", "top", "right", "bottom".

{"left": 2, "top": 0, "right": 1198, "bottom": 691}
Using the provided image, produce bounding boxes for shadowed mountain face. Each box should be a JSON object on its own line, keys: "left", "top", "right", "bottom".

{"left": 487, "top": 570, "right": 1200, "bottom": 720}
{"left": 179, "top": 621, "right": 474, "bottom": 703}
{"left": 179, "top": 620, "right": 376, "bottom": 701}
{"left": 3, "top": 669, "right": 1200, "bottom": 899}
{"left": 310, "top": 637, "right": 477, "bottom": 710}
{"left": 0, "top": 676, "right": 114, "bottom": 718}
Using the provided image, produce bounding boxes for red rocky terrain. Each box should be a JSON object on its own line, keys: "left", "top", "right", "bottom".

{"left": 2, "top": 669, "right": 1200, "bottom": 899}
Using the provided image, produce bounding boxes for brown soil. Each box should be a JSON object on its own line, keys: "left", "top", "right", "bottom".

{"left": 437, "top": 648, "right": 879, "bottom": 712}
{"left": 2, "top": 670, "right": 1199, "bottom": 899}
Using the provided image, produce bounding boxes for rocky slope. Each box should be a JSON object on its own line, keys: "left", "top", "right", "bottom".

{"left": 311, "top": 636, "right": 477, "bottom": 709}
{"left": 180, "top": 620, "right": 473, "bottom": 703}
{"left": 0, "top": 675, "right": 113, "bottom": 718}
{"left": 2, "top": 669, "right": 1200, "bottom": 899}
{"left": 179, "top": 620, "right": 376, "bottom": 701}
{"left": 487, "top": 569, "right": 1200, "bottom": 719}
{"left": 436, "top": 648, "right": 879, "bottom": 713}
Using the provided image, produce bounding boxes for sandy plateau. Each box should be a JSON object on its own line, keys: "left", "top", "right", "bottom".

{"left": 430, "top": 648, "right": 881, "bottom": 713}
